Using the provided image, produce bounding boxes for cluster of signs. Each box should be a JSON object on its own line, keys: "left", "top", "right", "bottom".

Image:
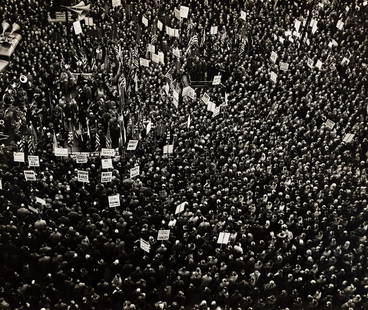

{"left": 0, "top": 22, "right": 22, "bottom": 72}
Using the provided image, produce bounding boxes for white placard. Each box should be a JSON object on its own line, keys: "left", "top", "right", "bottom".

{"left": 140, "top": 238, "right": 150, "bottom": 253}
{"left": 0, "top": 179, "right": 2, "bottom": 190}
{"left": 240, "top": 10, "right": 246, "bottom": 21}
{"left": 174, "top": 8, "right": 181, "bottom": 20}
{"left": 270, "top": 51, "right": 278, "bottom": 63}
{"left": 101, "top": 148, "right": 115, "bottom": 157}
{"left": 217, "top": 232, "right": 231, "bottom": 244}
{"left": 151, "top": 53, "right": 160, "bottom": 63}
{"left": 210, "top": 26, "right": 218, "bottom": 35}
{"left": 165, "top": 26, "right": 172, "bottom": 36}
{"left": 77, "top": 170, "right": 89, "bottom": 183}
{"left": 310, "top": 19, "right": 317, "bottom": 28}
{"left": 307, "top": 58, "right": 314, "bottom": 68}
{"left": 182, "top": 86, "right": 195, "bottom": 98}
{"left": 146, "top": 121, "right": 152, "bottom": 135}
{"left": 24, "top": 170, "right": 36, "bottom": 181}
{"left": 147, "top": 44, "right": 155, "bottom": 54}
{"left": 127, "top": 140, "right": 139, "bottom": 151}
{"left": 343, "top": 133, "right": 354, "bottom": 143}
{"left": 73, "top": 20, "right": 83, "bottom": 35}
{"left": 14, "top": 152, "right": 25, "bottom": 163}
{"left": 139, "top": 58, "right": 150, "bottom": 67}
{"left": 341, "top": 57, "right": 350, "bottom": 65}
{"left": 163, "top": 145, "right": 174, "bottom": 154}
{"left": 294, "top": 19, "right": 301, "bottom": 32}
{"left": 102, "top": 158, "right": 113, "bottom": 169}
{"left": 108, "top": 194, "right": 120, "bottom": 208}
{"left": 112, "top": 0, "right": 121, "bottom": 7}
{"left": 207, "top": 101, "right": 216, "bottom": 112}
{"left": 157, "top": 20, "right": 163, "bottom": 31}
{"left": 173, "top": 47, "right": 181, "bottom": 58}
{"left": 36, "top": 197, "right": 46, "bottom": 205}
{"left": 28, "top": 155, "right": 40, "bottom": 167}
{"left": 270, "top": 71, "right": 277, "bottom": 83}
{"left": 142, "top": 16, "right": 148, "bottom": 27}
{"left": 101, "top": 171, "right": 113, "bottom": 183}
{"left": 311, "top": 24, "right": 318, "bottom": 34}
{"left": 158, "top": 51, "right": 165, "bottom": 64}
{"left": 279, "top": 62, "right": 289, "bottom": 71}
{"left": 173, "top": 89, "right": 179, "bottom": 108}
{"left": 180, "top": 5, "right": 189, "bottom": 18}
{"left": 54, "top": 147, "right": 69, "bottom": 157}
{"left": 201, "top": 93, "right": 210, "bottom": 105}
{"left": 212, "top": 75, "right": 221, "bottom": 85}
{"left": 213, "top": 105, "right": 221, "bottom": 118}
{"left": 130, "top": 166, "right": 140, "bottom": 178}
{"left": 175, "top": 202, "right": 187, "bottom": 214}
{"left": 315, "top": 60, "right": 323, "bottom": 70}
{"left": 76, "top": 154, "right": 88, "bottom": 164}
{"left": 336, "top": 20, "right": 344, "bottom": 30}
{"left": 325, "top": 119, "right": 335, "bottom": 129}
{"left": 157, "top": 229, "right": 170, "bottom": 241}
{"left": 173, "top": 29, "right": 180, "bottom": 38}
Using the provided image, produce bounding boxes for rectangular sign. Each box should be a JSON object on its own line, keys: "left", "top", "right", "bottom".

{"left": 101, "top": 158, "right": 113, "bottom": 169}
{"left": 54, "top": 147, "right": 68, "bottom": 157}
{"left": 217, "top": 232, "right": 231, "bottom": 244}
{"left": 163, "top": 145, "right": 174, "bottom": 154}
{"left": 108, "top": 194, "right": 120, "bottom": 207}
{"left": 77, "top": 170, "right": 89, "bottom": 183}
{"left": 24, "top": 170, "right": 36, "bottom": 181}
{"left": 101, "top": 148, "right": 115, "bottom": 157}
{"left": 101, "top": 171, "right": 113, "bottom": 183}
{"left": 36, "top": 197, "right": 46, "bottom": 205}
{"left": 14, "top": 152, "right": 25, "bottom": 163}
{"left": 73, "top": 20, "right": 83, "bottom": 35}
{"left": 157, "top": 229, "right": 170, "bottom": 241}
{"left": 130, "top": 166, "right": 140, "bottom": 178}
{"left": 28, "top": 155, "right": 40, "bottom": 167}
{"left": 76, "top": 154, "right": 88, "bottom": 164}
{"left": 140, "top": 238, "right": 150, "bottom": 253}
{"left": 175, "top": 202, "right": 187, "bottom": 214}
{"left": 127, "top": 140, "right": 139, "bottom": 150}
{"left": 212, "top": 75, "right": 221, "bottom": 86}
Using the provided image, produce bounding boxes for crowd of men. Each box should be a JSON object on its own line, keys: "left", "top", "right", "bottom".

{"left": 1, "top": 0, "right": 368, "bottom": 309}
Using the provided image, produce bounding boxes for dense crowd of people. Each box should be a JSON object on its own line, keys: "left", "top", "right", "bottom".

{"left": 1, "top": 0, "right": 368, "bottom": 309}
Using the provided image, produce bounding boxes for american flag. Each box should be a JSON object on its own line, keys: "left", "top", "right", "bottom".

{"left": 151, "top": 34, "right": 158, "bottom": 44}
{"left": 95, "top": 131, "right": 100, "bottom": 151}
{"left": 131, "top": 47, "right": 139, "bottom": 68}
{"left": 119, "top": 74, "right": 126, "bottom": 95}
{"left": 27, "top": 135, "right": 34, "bottom": 155}
{"left": 68, "top": 124, "right": 74, "bottom": 147}
{"left": 28, "top": 123, "right": 37, "bottom": 154}
{"left": 18, "top": 137, "right": 25, "bottom": 152}
{"left": 105, "top": 125, "right": 112, "bottom": 148}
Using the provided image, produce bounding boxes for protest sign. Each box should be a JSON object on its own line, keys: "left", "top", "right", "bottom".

{"left": 146, "top": 121, "right": 152, "bottom": 135}
{"left": 173, "top": 29, "right": 180, "bottom": 38}
{"left": 157, "top": 230, "right": 170, "bottom": 240}
{"left": 139, "top": 58, "right": 150, "bottom": 67}
{"left": 147, "top": 44, "right": 155, "bottom": 54}
{"left": 312, "top": 24, "right": 318, "bottom": 34}
{"left": 163, "top": 145, "right": 174, "bottom": 154}
{"left": 101, "top": 171, "right": 113, "bottom": 183}
{"left": 175, "top": 202, "right": 187, "bottom": 214}
{"left": 173, "top": 47, "right": 180, "bottom": 58}
{"left": 325, "top": 119, "right": 335, "bottom": 129}
{"left": 307, "top": 58, "right": 314, "bottom": 68}
{"left": 24, "top": 170, "right": 36, "bottom": 181}
{"left": 0, "top": 179, "right": 2, "bottom": 190}
{"left": 270, "top": 71, "right": 277, "bottom": 83}
{"left": 14, "top": 152, "right": 25, "bottom": 163}
{"left": 212, "top": 75, "right": 221, "bottom": 85}
{"left": 336, "top": 20, "right": 344, "bottom": 30}
{"left": 294, "top": 19, "right": 301, "bottom": 32}
{"left": 217, "top": 232, "right": 231, "bottom": 244}
{"left": 240, "top": 10, "right": 246, "bottom": 21}
{"left": 127, "top": 140, "right": 139, "bottom": 150}
{"left": 76, "top": 154, "right": 88, "bottom": 164}
{"left": 36, "top": 197, "right": 46, "bottom": 205}
{"left": 142, "top": 16, "right": 148, "bottom": 27}
{"left": 207, "top": 101, "right": 216, "bottom": 112}
{"left": 140, "top": 238, "right": 150, "bottom": 253}
{"left": 158, "top": 51, "right": 165, "bottom": 64}
{"left": 151, "top": 53, "right": 160, "bottom": 63}
{"left": 108, "top": 194, "right": 120, "bottom": 207}
{"left": 213, "top": 105, "right": 221, "bottom": 117}
{"left": 187, "top": 115, "right": 191, "bottom": 129}
{"left": 173, "top": 89, "right": 179, "bottom": 108}
{"left": 279, "top": 62, "right": 289, "bottom": 71}
{"left": 180, "top": 6, "right": 189, "bottom": 18}
{"left": 315, "top": 60, "right": 323, "bottom": 70}
{"left": 77, "top": 170, "right": 89, "bottom": 183}
{"left": 54, "top": 147, "right": 68, "bottom": 157}
{"left": 341, "top": 57, "right": 350, "bottom": 65}
{"left": 28, "top": 155, "right": 40, "bottom": 167}
{"left": 112, "top": 0, "right": 121, "bottom": 7}
{"left": 101, "top": 148, "right": 115, "bottom": 157}
{"left": 174, "top": 8, "right": 181, "bottom": 20}
{"left": 201, "top": 93, "right": 210, "bottom": 105}
{"left": 279, "top": 36, "right": 285, "bottom": 44}
{"left": 157, "top": 20, "right": 163, "bottom": 31}
{"left": 130, "top": 166, "right": 140, "bottom": 178}
{"left": 310, "top": 19, "right": 317, "bottom": 28}
{"left": 210, "top": 26, "right": 218, "bottom": 35}
{"left": 73, "top": 21, "right": 82, "bottom": 35}
{"left": 101, "top": 158, "right": 113, "bottom": 169}
{"left": 343, "top": 133, "right": 354, "bottom": 143}
{"left": 270, "top": 51, "right": 278, "bottom": 63}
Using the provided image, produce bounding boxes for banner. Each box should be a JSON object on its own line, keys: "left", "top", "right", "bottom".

{"left": 28, "top": 155, "right": 40, "bottom": 167}
{"left": 101, "top": 158, "right": 113, "bottom": 169}
{"left": 157, "top": 229, "right": 170, "bottom": 240}
{"left": 76, "top": 154, "right": 88, "bottom": 164}
{"left": 101, "top": 148, "right": 115, "bottom": 157}
{"left": 54, "top": 147, "right": 69, "bottom": 157}
{"left": 77, "top": 170, "right": 89, "bottom": 183}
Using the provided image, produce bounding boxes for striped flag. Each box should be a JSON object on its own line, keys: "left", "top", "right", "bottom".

{"left": 17, "top": 137, "right": 25, "bottom": 152}
{"left": 53, "top": 132, "right": 58, "bottom": 149}
{"left": 105, "top": 124, "right": 112, "bottom": 148}
{"left": 201, "top": 29, "right": 206, "bottom": 47}
{"left": 28, "top": 123, "right": 37, "bottom": 154}
{"left": 95, "top": 131, "right": 100, "bottom": 151}
{"left": 131, "top": 47, "right": 139, "bottom": 68}
{"left": 119, "top": 74, "right": 126, "bottom": 95}
{"left": 151, "top": 34, "right": 158, "bottom": 44}
{"left": 86, "top": 117, "right": 91, "bottom": 139}
{"left": 188, "top": 34, "right": 198, "bottom": 48}
{"left": 239, "top": 38, "right": 246, "bottom": 55}
{"left": 27, "top": 135, "right": 34, "bottom": 155}
{"left": 68, "top": 124, "right": 74, "bottom": 147}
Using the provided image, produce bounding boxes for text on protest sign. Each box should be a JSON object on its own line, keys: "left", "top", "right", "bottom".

{"left": 28, "top": 155, "right": 40, "bottom": 167}
{"left": 163, "top": 144, "right": 174, "bottom": 154}
{"left": 270, "top": 51, "right": 278, "bottom": 64}
{"left": 157, "top": 229, "right": 170, "bottom": 240}
{"left": 54, "top": 147, "right": 69, "bottom": 157}
{"left": 210, "top": 26, "right": 218, "bottom": 35}
{"left": 101, "top": 158, "right": 113, "bottom": 169}
{"left": 207, "top": 101, "right": 216, "bottom": 112}
{"left": 175, "top": 202, "right": 187, "bottom": 214}
{"left": 240, "top": 10, "right": 246, "bottom": 21}
{"left": 139, "top": 58, "right": 150, "bottom": 67}
{"left": 0, "top": 179, "right": 2, "bottom": 190}
{"left": 130, "top": 166, "right": 140, "bottom": 179}
{"left": 76, "top": 154, "right": 88, "bottom": 164}
{"left": 212, "top": 75, "right": 221, "bottom": 86}
{"left": 174, "top": 8, "right": 181, "bottom": 20}
{"left": 140, "top": 238, "right": 150, "bottom": 253}
{"left": 325, "top": 119, "right": 335, "bottom": 130}
{"left": 24, "top": 170, "right": 36, "bottom": 181}
{"left": 14, "top": 152, "right": 25, "bottom": 163}
{"left": 217, "top": 232, "right": 231, "bottom": 244}
{"left": 127, "top": 140, "right": 139, "bottom": 150}
{"left": 101, "top": 171, "right": 113, "bottom": 183}
{"left": 73, "top": 21, "right": 83, "bottom": 35}
{"left": 157, "top": 20, "right": 163, "bottom": 31}
{"left": 270, "top": 71, "right": 277, "bottom": 83}
{"left": 343, "top": 133, "right": 354, "bottom": 143}
{"left": 108, "top": 194, "right": 120, "bottom": 207}
{"left": 112, "top": 0, "right": 121, "bottom": 7}
{"left": 101, "top": 148, "right": 115, "bottom": 157}
{"left": 77, "top": 170, "right": 89, "bottom": 183}
{"left": 201, "top": 93, "right": 210, "bottom": 105}
{"left": 279, "top": 62, "right": 289, "bottom": 71}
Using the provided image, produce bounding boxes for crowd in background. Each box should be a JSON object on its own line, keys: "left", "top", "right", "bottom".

{"left": 1, "top": 0, "right": 368, "bottom": 309}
